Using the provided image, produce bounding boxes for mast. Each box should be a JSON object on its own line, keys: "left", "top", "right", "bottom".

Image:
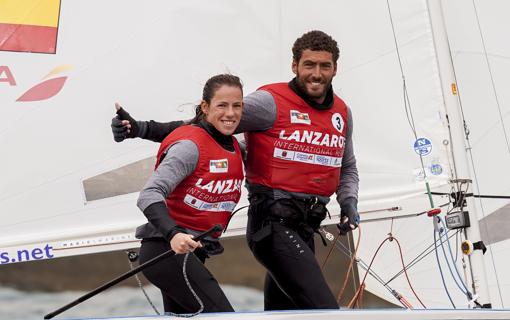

{"left": 426, "top": 0, "right": 491, "bottom": 307}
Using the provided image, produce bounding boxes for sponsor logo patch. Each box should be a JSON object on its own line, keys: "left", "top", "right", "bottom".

{"left": 413, "top": 138, "right": 432, "bottom": 156}
{"left": 184, "top": 194, "right": 237, "bottom": 212}
{"left": 209, "top": 159, "right": 228, "bottom": 173}
{"left": 274, "top": 148, "right": 295, "bottom": 160}
{"left": 290, "top": 110, "right": 311, "bottom": 125}
{"left": 220, "top": 202, "right": 236, "bottom": 211}
{"left": 331, "top": 157, "right": 343, "bottom": 167}
{"left": 273, "top": 148, "right": 342, "bottom": 167}
{"left": 315, "top": 155, "right": 331, "bottom": 166}
{"left": 430, "top": 163, "right": 443, "bottom": 175}
{"left": 295, "top": 152, "right": 315, "bottom": 164}
{"left": 185, "top": 195, "right": 201, "bottom": 209}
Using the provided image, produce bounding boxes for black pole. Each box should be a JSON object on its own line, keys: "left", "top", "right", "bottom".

{"left": 44, "top": 224, "right": 222, "bottom": 319}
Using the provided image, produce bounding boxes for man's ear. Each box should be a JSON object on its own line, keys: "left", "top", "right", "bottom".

{"left": 292, "top": 60, "right": 298, "bottom": 75}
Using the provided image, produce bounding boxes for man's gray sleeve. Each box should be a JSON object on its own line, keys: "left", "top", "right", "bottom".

{"left": 235, "top": 90, "right": 277, "bottom": 133}
{"left": 137, "top": 140, "right": 198, "bottom": 211}
{"left": 336, "top": 107, "right": 359, "bottom": 204}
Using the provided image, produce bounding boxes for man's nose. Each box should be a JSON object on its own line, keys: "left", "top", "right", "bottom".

{"left": 311, "top": 65, "right": 322, "bottom": 78}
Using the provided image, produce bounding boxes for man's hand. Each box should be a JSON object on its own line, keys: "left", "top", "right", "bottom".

{"left": 337, "top": 197, "right": 360, "bottom": 235}
{"left": 111, "top": 103, "right": 140, "bottom": 142}
{"left": 170, "top": 233, "right": 202, "bottom": 254}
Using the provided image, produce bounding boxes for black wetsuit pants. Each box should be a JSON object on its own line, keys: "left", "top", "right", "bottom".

{"left": 139, "top": 238, "right": 234, "bottom": 314}
{"left": 246, "top": 195, "right": 339, "bottom": 310}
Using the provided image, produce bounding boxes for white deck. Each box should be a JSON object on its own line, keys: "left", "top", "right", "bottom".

{"left": 65, "top": 309, "right": 510, "bottom": 320}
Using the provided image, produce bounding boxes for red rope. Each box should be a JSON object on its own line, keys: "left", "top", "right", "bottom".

{"left": 349, "top": 235, "right": 427, "bottom": 309}
{"left": 391, "top": 237, "right": 426, "bottom": 308}
{"left": 400, "top": 296, "right": 414, "bottom": 309}
{"left": 337, "top": 226, "right": 361, "bottom": 304}
{"left": 321, "top": 232, "right": 340, "bottom": 271}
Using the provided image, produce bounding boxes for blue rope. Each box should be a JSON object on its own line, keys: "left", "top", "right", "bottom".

{"left": 434, "top": 230, "right": 456, "bottom": 308}
{"left": 439, "top": 217, "right": 473, "bottom": 299}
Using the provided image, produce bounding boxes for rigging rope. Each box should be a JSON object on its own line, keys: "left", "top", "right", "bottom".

{"left": 431, "top": 192, "right": 510, "bottom": 199}
{"left": 336, "top": 227, "right": 361, "bottom": 304}
{"left": 322, "top": 203, "right": 470, "bottom": 308}
{"left": 126, "top": 250, "right": 204, "bottom": 317}
{"left": 321, "top": 232, "right": 340, "bottom": 271}
{"left": 438, "top": 226, "right": 468, "bottom": 297}
{"left": 385, "top": 228, "right": 461, "bottom": 285}
{"left": 319, "top": 228, "right": 411, "bottom": 309}
{"left": 350, "top": 234, "right": 426, "bottom": 309}
{"left": 386, "top": 0, "right": 436, "bottom": 209}
{"left": 390, "top": 236, "right": 427, "bottom": 308}
{"left": 126, "top": 251, "right": 161, "bottom": 315}
{"left": 175, "top": 252, "right": 205, "bottom": 317}
{"left": 223, "top": 205, "right": 249, "bottom": 233}
{"left": 433, "top": 231, "right": 457, "bottom": 308}
{"left": 439, "top": 217, "right": 483, "bottom": 307}
{"left": 471, "top": 0, "right": 510, "bottom": 154}
{"left": 438, "top": 0, "right": 505, "bottom": 306}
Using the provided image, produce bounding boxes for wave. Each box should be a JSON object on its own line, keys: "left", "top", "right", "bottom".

{"left": 0, "top": 285, "right": 263, "bottom": 320}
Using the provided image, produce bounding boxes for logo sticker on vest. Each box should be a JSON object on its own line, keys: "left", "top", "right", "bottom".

{"left": 274, "top": 148, "right": 295, "bottom": 160}
{"left": 184, "top": 194, "right": 237, "bottom": 212}
{"left": 209, "top": 159, "right": 228, "bottom": 173}
{"left": 290, "top": 110, "right": 311, "bottom": 125}
{"left": 331, "top": 113, "right": 344, "bottom": 133}
{"left": 273, "top": 147, "right": 342, "bottom": 168}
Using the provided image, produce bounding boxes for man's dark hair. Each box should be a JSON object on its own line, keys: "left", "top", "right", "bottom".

{"left": 191, "top": 74, "right": 243, "bottom": 124}
{"left": 292, "top": 30, "right": 339, "bottom": 63}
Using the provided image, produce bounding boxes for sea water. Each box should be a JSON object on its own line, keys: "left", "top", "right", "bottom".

{"left": 0, "top": 285, "right": 263, "bottom": 320}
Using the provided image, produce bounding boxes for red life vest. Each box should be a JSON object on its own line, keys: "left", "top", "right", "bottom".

{"left": 156, "top": 125, "right": 244, "bottom": 236}
{"left": 245, "top": 83, "right": 349, "bottom": 196}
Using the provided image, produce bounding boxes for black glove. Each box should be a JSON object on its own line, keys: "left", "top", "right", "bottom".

{"left": 111, "top": 107, "right": 140, "bottom": 142}
{"left": 337, "top": 197, "right": 360, "bottom": 235}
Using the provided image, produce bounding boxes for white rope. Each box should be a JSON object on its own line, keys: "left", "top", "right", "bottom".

{"left": 126, "top": 252, "right": 160, "bottom": 315}
{"left": 165, "top": 252, "right": 204, "bottom": 318}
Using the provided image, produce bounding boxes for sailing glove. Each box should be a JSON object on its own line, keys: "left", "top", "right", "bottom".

{"left": 111, "top": 107, "right": 144, "bottom": 142}
{"left": 337, "top": 197, "right": 360, "bottom": 235}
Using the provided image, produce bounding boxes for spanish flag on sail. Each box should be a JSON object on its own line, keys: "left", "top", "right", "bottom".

{"left": 0, "top": 0, "right": 61, "bottom": 54}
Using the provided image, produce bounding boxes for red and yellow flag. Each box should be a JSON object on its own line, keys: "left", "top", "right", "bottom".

{"left": 0, "top": 0, "right": 61, "bottom": 54}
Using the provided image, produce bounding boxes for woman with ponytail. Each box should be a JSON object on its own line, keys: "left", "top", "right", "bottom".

{"left": 135, "top": 74, "right": 244, "bottom": 314}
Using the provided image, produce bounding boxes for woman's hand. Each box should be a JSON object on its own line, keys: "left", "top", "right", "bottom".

{"left": 170, "top": 233, "right": 202, "bottom": 254}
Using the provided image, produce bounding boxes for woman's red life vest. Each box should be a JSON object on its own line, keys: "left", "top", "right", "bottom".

{"left": 155, "top": 125, "right": 244, "bottom": 236}
{"left": 245, "top": 83, "right": 349, "bottom": 196}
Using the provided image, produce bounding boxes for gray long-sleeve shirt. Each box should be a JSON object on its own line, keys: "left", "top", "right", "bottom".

{"left": 137, "top": 140, "right": 198, "bottom": 211}
{"left": 135, "top": 141, "right": 199, "bottom": 239}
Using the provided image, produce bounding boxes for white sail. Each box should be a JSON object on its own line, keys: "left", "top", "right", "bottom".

{"left": 353, "top": 0, "right": 510, "bottom": 309}
{"left": 1, "top": 0, "right": 509, "bottom": 311}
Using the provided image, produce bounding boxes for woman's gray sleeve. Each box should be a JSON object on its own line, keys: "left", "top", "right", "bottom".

{"left": 137, "top": 140, "right": 198, "bottom": 211}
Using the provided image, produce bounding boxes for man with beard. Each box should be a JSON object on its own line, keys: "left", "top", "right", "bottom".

{"left": 112, "top": 30, "right": 359, "bottom": 310}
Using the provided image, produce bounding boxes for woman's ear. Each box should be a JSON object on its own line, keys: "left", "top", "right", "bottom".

{"left": 200, "top": 101, "right": 208, "bottom": 115}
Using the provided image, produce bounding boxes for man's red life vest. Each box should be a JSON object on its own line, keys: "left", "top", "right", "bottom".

{"left": 156, "top": 125, "right": 244, "bottom": 236}
{"left": 245, "top": 83, "right": 349, "bottom": 196}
